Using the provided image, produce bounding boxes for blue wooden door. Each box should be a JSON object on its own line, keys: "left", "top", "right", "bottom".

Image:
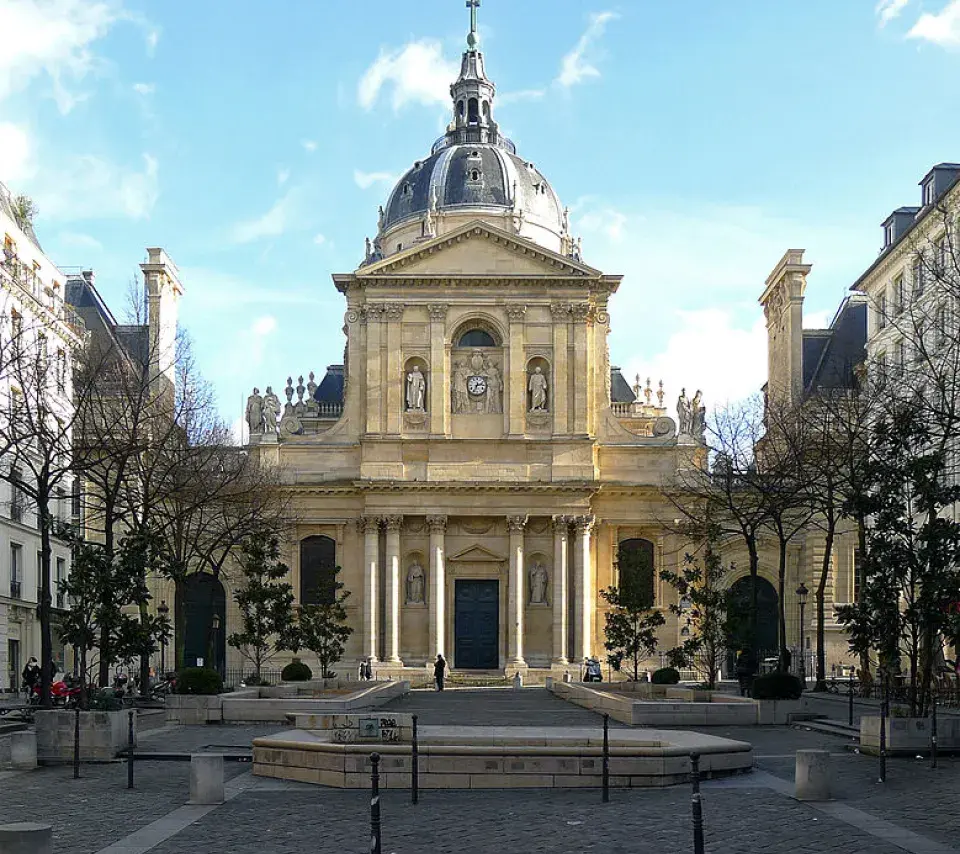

{"left": 455, "top": 580, "right": 499, "bottom": 670}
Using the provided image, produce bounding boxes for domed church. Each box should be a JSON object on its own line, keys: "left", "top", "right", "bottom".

{"left": 237, "top": 6, "right": 704, "bottom": 680}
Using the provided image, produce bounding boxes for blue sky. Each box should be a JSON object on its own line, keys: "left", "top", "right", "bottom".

{"left": 2, "top": 0, "right": 960, "bottom": 433}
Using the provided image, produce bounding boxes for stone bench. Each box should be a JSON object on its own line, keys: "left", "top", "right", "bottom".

{"left": 0, "top": 822, "right": 52, "bottom": 854}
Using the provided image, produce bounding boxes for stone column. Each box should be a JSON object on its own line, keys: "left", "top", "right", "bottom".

{"left": 550, "top": 303, "right": 570, "bottom": 435}
{"left": 427, "top": 515, "right": 447, "bottom": 659}
{"left": 574, "top": 515, "right": 595, "bottom": 661}
{"left": 385, "top": 304, "right": 404, "bottom": 434}
{"left": 365, "top": 304, "right": 384, "bottom": 434}
{"left": 384, "top": 516, "right": 403, "bottom": 664}
{"left": 428, "top": 304, "right": 448, "bottom": 437}
{"left": 507, "top": 515, "right": 527, "bottom": 666}
{"left": 552, "top": 516, "right": 570, "bottom": 665}
{"left": 571, "top": 304, "right": 590, "bottom": 435}
{"left": 360, "top": 517, "right": 380, "bottom": 662}
{"left": 507, "top": 305, "right": 527, "bottom": 436}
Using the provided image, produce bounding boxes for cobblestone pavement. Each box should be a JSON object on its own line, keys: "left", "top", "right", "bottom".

{"left": 3, "top": 691, "right": 960, "bottom": 853}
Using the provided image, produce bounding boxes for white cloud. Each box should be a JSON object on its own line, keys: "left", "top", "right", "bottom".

{"left": 32, "top": 152, "right": 159, "bottom": 221}
{"left": 579, "top": 207, "right": 627, "bottom": 242}
{"left": 145, "top": 27, "right": 160, "bottom": 57}
{"left": 252, "top": 315, "right": 277, "bottom": 337}
{"left": 132, "top": 82, "right": 154, "bottom": 95}
{"left": 877, "top": 0, "right": 911, "bottom": 26}
{"left": 0, "top": 122, "right": 32, "bottom": 184}
{"left": 302, "top": 140, "right": 317, "bottom": 153}
{"left": 0, "top": 0, "right": 121, "bottom": 113}
{"left": 557, "top": 12, "right": 618, "bottom": 88}
{"left": 623, "top": 311, "right": 768, "bottom": 411}
{"left": 803, "top": 309, "right": 833, "bottom": 329}
{"left": 358, "top": 40, "right": 457, "bottom": 111}
{"left": 313, "top": 233, "right": 326, "bottom": 246}
{"left": 229, "top": 190, "right": 300, "bottom": 244}
{"left": 908, "top": 0, "right": 960, "bottom": 46}
{"left": 353, "top": 169, "right": 397, "bottom": 190}
{"left": 56, "top": 231, "right": 103, "bottom": 252}
{"left": 277, "top": 168, "right": 290, "bottom": 186}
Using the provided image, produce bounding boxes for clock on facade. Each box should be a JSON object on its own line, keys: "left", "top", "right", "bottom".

{"left": 467, "top": 375, "right": 487, "bottom": 396}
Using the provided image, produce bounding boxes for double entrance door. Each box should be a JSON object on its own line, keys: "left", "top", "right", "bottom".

{"left": 454, "top": 580, "right": 499, "bottom": 670}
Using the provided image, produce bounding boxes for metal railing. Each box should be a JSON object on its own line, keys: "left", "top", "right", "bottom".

{"left": 222, "top": 668, "right": 284, "bottom": 690}
{"left": 9, "top": 580, "right": 21, "bottom": 599}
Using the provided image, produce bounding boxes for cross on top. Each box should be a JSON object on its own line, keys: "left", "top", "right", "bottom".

{"left": 466, "top": 0, "right": 481, "bottom": 48}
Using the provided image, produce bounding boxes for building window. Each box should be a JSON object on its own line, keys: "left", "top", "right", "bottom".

{"left": 874, "top": 351, "right": 887, "bottom": 387}
{"left": 885, "top": 223, "right": 895, "bottom": 247}
{"left": 56, "top": 557, "right": 65, "bottom": 609}
{"left": 895, "top": 339, "right": 905, "bottom": 373}
{"left": 10, "top": 467, "right": 23, "bottom": 523}
{"left": 894, "top": 274, "right": 905, "bottom": 313}
{"left": 913, "top": 258, "right": 925, "bottom": 296}
{"left": 924, "top": 179, "right": 936, "bottom": 206}
{"left": 457, "top": 328, "right": 497, "bottom": 348}
{"left": 300, "top": 536, "right": 336, "bottom": 606}
{"left": 877, "top": 294, "right": 887, "bottom": 330}
{"left": 10, "top": 308, "right": 21, "bottom": 342}
{"left": 617, "top": 538, "right": 656, "bottom": 609}
{"left": 55, "top": 350, "right": 66, "bottom": 393}
{"left": 10, "top": 543, "right": 22, "bottom": 599}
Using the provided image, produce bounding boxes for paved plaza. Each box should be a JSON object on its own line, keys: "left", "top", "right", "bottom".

{"left": 0, "top": 689, "right": 958, "bottom": 853}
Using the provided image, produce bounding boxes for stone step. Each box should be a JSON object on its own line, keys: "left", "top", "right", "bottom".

{"left": 792, "top": 718, "right": 859, "bottom": 740}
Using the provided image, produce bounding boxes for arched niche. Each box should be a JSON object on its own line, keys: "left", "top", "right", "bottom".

{"left": 526, "top": 356, "right": 551, "bottom": 413}
{"left": 404, "top": 357, "right": 429, "bottom": 412}
{"left": 404, "top": 551, "right": 427, "bottom": 606}
{"left": 300, "top": 535, "right": 336, "bottom": 606}
{"left": 526, "top": 552, "right": 550, "bottom": 606}
{"left": 617, "top": 538, "right": 656, "bottom": 609}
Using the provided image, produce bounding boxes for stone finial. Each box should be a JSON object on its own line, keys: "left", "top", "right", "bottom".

{"left": 307, "top": 372, "right": 318, "bottom": 397}
{"left": 633, "top": 374, "right": 641, "bottom": 400}
{"left": 644, "top": 377, "right": 653, "bottom": 405}
{"left": 296, "top": 376, "right": 305, "bottom": 404}
{"left": 657, "top": 380, "right": 665, "bottom": 408}
{"left": 285, "top": 378, "right": 294, "bottom": 404}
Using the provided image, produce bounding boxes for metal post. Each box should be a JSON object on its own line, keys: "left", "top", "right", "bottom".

{"left": 411, "top": 714, "right": 419, "bottom": 804}
{"left": 878, "top": 678, "right": 887, "bottom": 784}
{"left": 690, "top": 751, "right": 701, "bottom": 794}
{"left": 848, "top": 674, "right": 854, "bottom": 727}
{"left": 931, "top": 690, "right": 938, "bottom": 770}
{"left": 602, "top": 713, "right": 609, "bottom": 803}
{"left": 691, "top": 792, "right": 705, "bottom": 854}
{"left": 127, "top": 709, "right": 135, "bottom": 789}
{"left": 370, "top": 752, "right": 382, "bottom": 854}
{"left": 73, "top": 705, "right": 80, "bottom": 780}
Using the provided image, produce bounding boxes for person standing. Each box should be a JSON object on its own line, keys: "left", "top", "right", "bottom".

{"left": 433, "top": 654, "right": 447, "bottom": 692}
{"left": 21, "top": 657, "right": 40, "bottom": 700}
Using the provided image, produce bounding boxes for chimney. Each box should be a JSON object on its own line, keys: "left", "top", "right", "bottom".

{"left": 139, "top": 247, "right": 184, "bottom": 399}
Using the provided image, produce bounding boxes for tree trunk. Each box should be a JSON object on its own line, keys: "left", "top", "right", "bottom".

{"left": 98, "top": 512, "right": 116, "bottom": 688}
{"left": 747, "top": 535, "right": 759, "bottom": 661}
{"left": 855, "top": 517, "right": 872, "bottom": 688}
{"left": 815, "top": 519, "right": 836, "bottom": 691}
{"left": 38, "top": 490, "right": 53, "bottom": 708}
{"left": 777, "top": 536, "right": 788, "bottom": 672}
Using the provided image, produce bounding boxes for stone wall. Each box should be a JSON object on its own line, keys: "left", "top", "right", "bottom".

{"left": 35, "top": 710, "right": 135, "bottom": 764}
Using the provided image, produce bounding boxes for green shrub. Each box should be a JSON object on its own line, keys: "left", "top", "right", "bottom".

{"left": 282, "top": 658, "right": 313, "bottom": 682}
{"left": 88, "top": 688, "right": 121, "bottom": 711}
{"left": 651, "top": 667, "right": 681, "bottom": 685}
{"left": 177, "top": 667, "right": 223, "bottom": 696}
{"left": 751, "top": 671, "right": 803, "bottom": 700}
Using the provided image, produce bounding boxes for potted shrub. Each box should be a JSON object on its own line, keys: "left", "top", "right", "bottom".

{"left": 651, "top": 667, "right": 681, "bottom": 685}
{"left": 282, "top": 659, "right": 313, "bottom": 682}
{"left": 751, "top": 671, "right": 803, "bottom": 725}
{"left": 166, "top": 667, "right": 224, "bottom": 725}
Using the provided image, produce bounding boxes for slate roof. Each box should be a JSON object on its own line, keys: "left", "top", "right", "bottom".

{"left": 65, "top": 274, "right": 149, "bottom": 371}
{"left": 610, "top": 367, "right": 636, "bottom": 403}
{"left": 315, "top": 365, "right": 345, "bottom": 403}
{"left": 802, "top": 296, "right": 867, "bottom": 395}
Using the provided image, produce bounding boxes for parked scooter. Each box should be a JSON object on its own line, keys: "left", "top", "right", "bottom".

{"left": 583, "top": 657, "right": 603, "bottom": 682}
{"left": 150, "top": 671, "right": 177, "bottom": 699}
{"left": 28, "top": 674, "right": 83, "bottom": 707}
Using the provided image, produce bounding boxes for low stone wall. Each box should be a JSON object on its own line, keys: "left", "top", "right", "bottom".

{"left": 860, "top": 715, "right": 960, "bottom": 756}
{"left": 252, "top": 735, "right": 753, "bottom": 789}
{"left": 35, "top": 710, "right": 135, "bottom": 764}
{"left": 166, "top": 681, "right": 410, "bottom": 725}
{"left": 549, "top": 682, "right": 759, "bottom": 727}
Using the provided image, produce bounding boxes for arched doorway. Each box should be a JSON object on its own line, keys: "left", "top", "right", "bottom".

{"left": 724, "top": 575, "right": 779, "bottom": 677}
{"left": 177, "top": 573, "right": 226, "bottom": 674}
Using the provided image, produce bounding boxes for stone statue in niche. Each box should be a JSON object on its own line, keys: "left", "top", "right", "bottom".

{"left": 452, "top": 361, "right": 469, "bottom": 414}
{"left": 245, "top": 388, "right": 264, "bottom": 435}
{"left": 691, "top": 390, "right": 706, "bottom": 441}
{"left": 528, "top": 366, "right": 548, "bottom": 412}
{"left": 529, "top": 562, "right": 549, "bottom": 605}
{"left": 406, "top": 562, "right": 425, "bottom": 604}
{"left": 406, "top": 365, "right": 426, "bottom": 412}
{"left": 262, "top": 386, "right": 281, "bottom": 434}
{"left": 484, "top": 358, "right": 503, "bottom": 414}
{"left": 677, "top": 388, "right": 693, "bottom": 436}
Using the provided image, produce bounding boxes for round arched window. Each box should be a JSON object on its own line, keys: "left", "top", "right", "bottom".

{"left": 458, "top": 329, "right": 496, "bottom": 348}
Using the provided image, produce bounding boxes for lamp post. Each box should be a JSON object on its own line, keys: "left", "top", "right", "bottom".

{"left": 157, "top": 601, "right": 169, "bottom": 676}
{"left": 796, "top": 583, "right": 809, "bottom": 685}
{"left": 211, "top": 613, "right": 221, "bottom": 678}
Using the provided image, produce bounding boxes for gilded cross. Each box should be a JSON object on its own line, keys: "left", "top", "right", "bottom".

{"left": 466, "top": 0, "right": 481, "bottom": 47}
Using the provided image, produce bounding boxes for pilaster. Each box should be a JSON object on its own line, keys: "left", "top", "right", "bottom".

{"left": 384, "top": 304, "right": 404, "bottom": 434}
{"left": 428, "top": 304, "right": 448, "bottom": 437}
{"left": 574, "top": 515, "right": 595, "bottom": 660}
{"left": 552, "top": 516, "right": 570, "bottom": 665}
{"left": 507, "top": 515, "right": 527, "bottom": 666}
{"left": 571, "top": 303, "right": 590, "bottom": 435}
{"left": 359, "top": 517, "right": 380, "bottom": 662}
{"left": 507, "top": 304, "right": 526, "bottom": 436}
{"left": 550, "top": 303, "right": 570, "bottom": 435}
{"left": 364, "top": 305, "right": 384, "bottom": 434}
{"left": 383, "top": 515, "right": 403, "bottom": 664}
{"left": 427, "top": 515, "right": 447, "bottom": 659}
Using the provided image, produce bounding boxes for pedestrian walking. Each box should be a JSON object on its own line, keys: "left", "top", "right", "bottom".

{"left": 434, "top": 654, "right": 446, "bottom": 692}
{"left": 21, "top": 657, "right": 40, "bottom": 701}
{"left": 734, "top": 650, "right": 755, "bottom": 697}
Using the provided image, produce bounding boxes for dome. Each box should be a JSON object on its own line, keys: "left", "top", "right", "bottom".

{"left": 365, "top": 19, "right": 580, "bottom": 264}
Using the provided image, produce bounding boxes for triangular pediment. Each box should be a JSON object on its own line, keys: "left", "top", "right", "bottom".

{"left": 356, "top": 221, "right": 601, "bottom": 278}
{"left": 447, "top": 544, "right": 507, "bottom": 563}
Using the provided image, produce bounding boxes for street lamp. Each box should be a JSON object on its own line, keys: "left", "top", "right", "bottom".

{"left": 157, "top": 601, "right": 169, "bottom": 676}
{"left": 796, "top": 583, "right": 809, "bottom": 685}
{"left": 211, "top": 613, "right": 221, "bottom": 677}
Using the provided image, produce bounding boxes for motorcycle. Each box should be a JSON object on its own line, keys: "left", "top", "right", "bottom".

{"left": 28, "top": 674, "right": 83, "bottom": 708}
{"left": 150, "top": 672, "right": 177, "bottom": 699}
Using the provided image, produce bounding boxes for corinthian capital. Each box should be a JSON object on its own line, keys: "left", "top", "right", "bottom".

{"left": 428, "top": 303, "right": 448, "bottom": 322}
{"left": 426, "top": 515, "right": 447, "bottom": 533}
{"left": 552, "top": 515, "right": 572, "bottom": 534}
{"left": 574, "top": 514, "right": 596, "bottom": 533}
{"left": 384, "top": 303, "right": 405, "bottom": 321}
{"left": 506, "top": 305, "right": 527, "bottom": 322}
{"left": 383, "top": 515, "right": 403, "bottom": 532}
{"left": 507, "top": 515, "right": 528, "bottom": 533}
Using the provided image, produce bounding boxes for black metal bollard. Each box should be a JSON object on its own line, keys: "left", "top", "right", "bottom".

{"left": 848, "top": 676, "right": 855, "bottom": 727}
{"left": 602, "top": 713, "right": 609, "bottom": 803}
{"left": 878, "top": 685, "right": 887, "bottom": 784}
{"left": 370, "top": 753, "right": 382, "bottom": 854}
{"left": 690, "top": 751, "right": 701, "bottom": 794}
{"left": 931, "top": 691, "right": 938, "bottom": 770}
{"left": 73, "top": 705, "right": 80, "bottom": 780}
{"left": 691, "top": 792, "right": 705, "bottom": 854}
{"left": 411, "top": 714, "right": 419, "bottom": 805}
{"left": 127, "top": 709, "right": 135, "bottom": 789}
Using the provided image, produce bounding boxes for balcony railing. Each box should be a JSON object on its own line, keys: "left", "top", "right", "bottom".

{"left": 0, "top": 255, "right": 86, "bottom": 338}
{"left": 9, "top": 580, "right": 21, "bottom": 599}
